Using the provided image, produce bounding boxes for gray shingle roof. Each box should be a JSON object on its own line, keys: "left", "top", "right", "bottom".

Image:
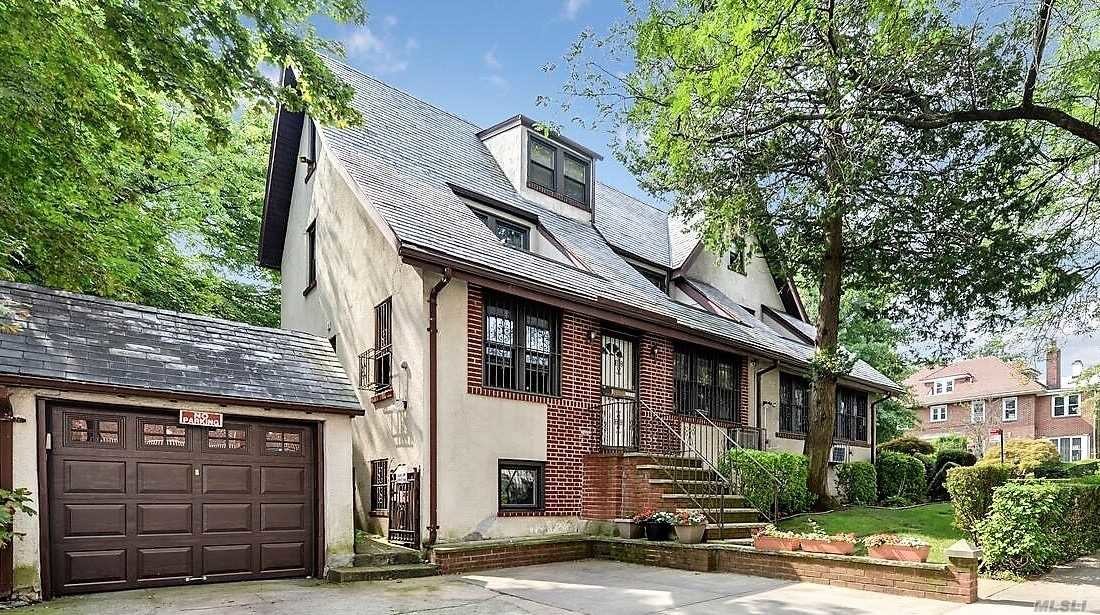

{"left": 314, "top": 57, "right": 898, "bottom": 393}
{"left": 0, "top": 282, "right": 362, "bottom": 412}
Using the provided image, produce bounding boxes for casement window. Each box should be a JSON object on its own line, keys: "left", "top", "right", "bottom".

{"left": 836, "top": 388, "right": 869, "bottom": 442}
{"left": 526, "top": 133, "right": 591, "bottom": 208}
{"left": 1002, "top": 397, "right": 1018, "bottom": 421}
{"left": 630, "top": 263, "right": 668, "bottom": 293}
{"left": 970, "top": 400, "right": 985, "bottom": 423}
{"left": 779, "top": 373, "right": 810, "bottom": 434}
{"left": 930, "top": 405, "right": 948, "bottom": 422}
{"left": 674, "top": 345, "right": 742, "bottom": 422}
{"left": 476, "top": 212, "right": 530, "bottom": 250}
{"left": 304, "top": 220, "right": 317, "bottom": 295}
{"left": 932, "top": 378, "right": 954, "bottom": 395}
{"left": 370, "top": 459, "right": 389, "bottom": 515}
{"left": 498, "top": 460, "right": 545, "bottom": 512}
{"left": 1052, "top": 393, "right": 1081, "bottom": 417}
{"left": 483, "top": 292, "right": 560, "bottom": 395}
{"left": 1049, "top": 436, "right": 1088, "bottom": 462}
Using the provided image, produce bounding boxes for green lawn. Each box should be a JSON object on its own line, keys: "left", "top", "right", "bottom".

{"left": 777, "top": 502, "right": 964, "bottom": 563}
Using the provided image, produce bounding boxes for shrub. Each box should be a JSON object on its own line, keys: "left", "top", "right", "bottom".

{"left": 979, "top": 438, "right": 1062, "bottom": 476}
{"left": 944, "top": 463, "right": 1013, "bottom": 538}
{"left": 931, "top": 434, "right": 970, "bottom": 451}
{"left": 0, "top": 488, "right": 36, "bottom": 546}
{"left": 928, "top": 449, "right": 978, "bottom": 501}
{"left": 915, "top": 452, "right": 935, "bottom": 480}
{"left": 878, "top": 436, "right": 935, "bottom": 456}
{"left": 979, "top": 482, "right": 1100, "bottom": 576}
{"left": 875, "top": 451, "right": 927, "bottom": 504}
{"left": 835, "top": 461, "right": 876, "bottom": 505}
{"left": 722, "top": 449, "right": 813, "bottom": 516}
{"left": 1067, "top": 459, "right": 1100, "bottom": 478}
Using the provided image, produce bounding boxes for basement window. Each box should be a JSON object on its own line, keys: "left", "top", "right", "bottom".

{"left": 498, "top": 459, "right": 544, "bottom": 512}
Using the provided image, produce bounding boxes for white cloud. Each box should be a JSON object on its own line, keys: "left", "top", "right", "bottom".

{"left": 563, "top": 0, "right": 589, "bottom": 19}
{"left": 383, "top": 15, "right": 398, "bottom": 27}
{"left": 482, "top": 74, "right": 509, "bottom": 90}
{"left": 343, "top": 25, "right": 412, "bottom": 74}
{"left": 483, "top": 48, "right": 501, "bottom": 70}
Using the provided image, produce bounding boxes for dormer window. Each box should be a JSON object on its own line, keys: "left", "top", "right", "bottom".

{"left": 526, "top": 133, "right": 591, "bottom": 209}
{"left": 932, "top": 378, "right": 954, "bottom": 395}
{"left": 476, "top": 212, "right": 529, "bottom": 250}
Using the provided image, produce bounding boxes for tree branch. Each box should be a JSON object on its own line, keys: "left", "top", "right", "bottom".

{"left": 1023, "top": 0, "right": 1055, "bottom": 106}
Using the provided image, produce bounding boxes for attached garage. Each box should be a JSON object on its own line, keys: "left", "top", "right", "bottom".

{"left": 0, "top": 282, "right": 363, "bottom": 599}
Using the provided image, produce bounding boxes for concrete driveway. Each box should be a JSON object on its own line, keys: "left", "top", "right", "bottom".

{"left": 9, "top": 560, "right": 1100, "bottom": 614}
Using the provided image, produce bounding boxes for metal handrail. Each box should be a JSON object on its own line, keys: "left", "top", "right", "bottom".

{"left": 690, "top": 409, "right": 782, "bottom": 521}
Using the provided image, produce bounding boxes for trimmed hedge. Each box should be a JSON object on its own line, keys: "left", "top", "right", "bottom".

{"left": 722, "top": 449, "right": 813, "bottom": 516}
{"left": 875, "top": 451, "right": 927, "bottom": 504}
{"left": 835, "top": 461, "right": 877, "bottom": 505}
{"left": 979, "top": 482, "right": 1100, "bottom": 576}
{"left": 928, "top": 449, "right": 978, "bottom": 501}
{"left": 878, "top": 435, "right": 935, "bottom": 456}
{"left": 945, "top": 463, "right": 1012, "bottom": 538}
{"left": 980, "top": 438, "right": 1062, "bottom": 476}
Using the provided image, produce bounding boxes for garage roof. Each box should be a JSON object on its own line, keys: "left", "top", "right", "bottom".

{"left": 0, "top": 282, "right": 362, "bottom": 414}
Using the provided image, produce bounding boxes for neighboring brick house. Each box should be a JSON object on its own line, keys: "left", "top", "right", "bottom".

{"left": 905, "top": 351, "right": 1095, "bottom": 460}
{"left": 257, "top": 59, "right": 899, "bottom": 547}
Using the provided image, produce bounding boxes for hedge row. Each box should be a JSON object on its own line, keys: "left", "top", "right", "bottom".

{"left": 944, "top": 463, "right": 1013, "bottom": 538}
{"left": 722, "top": 449, "right": 813, "bottom": 516}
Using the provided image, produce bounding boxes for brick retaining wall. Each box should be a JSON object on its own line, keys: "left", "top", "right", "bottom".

{"left": 429, "top": 536, "right": 979, "bottom": 604}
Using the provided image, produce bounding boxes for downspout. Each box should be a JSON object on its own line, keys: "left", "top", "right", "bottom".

{"left": 425, "top": 267, "right": 453, "bottom": 547}
{"left": 756, "top": 360, "right": 779, "bottom": 449}
{"left": 870, "top": 394, "right": 895, "bottom": 464}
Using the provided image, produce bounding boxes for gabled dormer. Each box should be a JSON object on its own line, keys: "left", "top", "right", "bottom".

{"left": 478, "top": 115, "right": 601, "bottom": 224}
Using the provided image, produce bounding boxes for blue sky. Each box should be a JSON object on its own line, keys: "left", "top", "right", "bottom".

{"left": 313, "top": 0, "right": 654, "bottom": 203}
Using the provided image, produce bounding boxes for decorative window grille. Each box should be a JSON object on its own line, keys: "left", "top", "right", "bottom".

{"left": 359, "top": 297, "right": 393, "bottom": 392}
{"left": 482, "top": 292, "right": 561, "bottom": 395}
{"left": 673, "top": 345, "right": 742, "bottom": 422}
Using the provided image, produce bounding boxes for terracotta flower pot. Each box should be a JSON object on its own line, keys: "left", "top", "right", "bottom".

{"left": 868, "top": 544, "right": 931, "bottom": 562}
{"left": 753, "top": 535, "right": 801, "bottom": 552}
{"left": 799, "top": 538, "right": 856, "bottom": 555}
{"left": 674, "top": 524, "right": 706, "bottom": 544}
{"left": 615, "top": 520, "right": 644, "bottom": 539}
{"left": 643, "top": 522, "right": 672, "bottom": 541}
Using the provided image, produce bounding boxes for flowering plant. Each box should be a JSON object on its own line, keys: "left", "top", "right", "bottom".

{"left": 862, "top": 534, "right": 930, "bottom": 548}
{"left": 631, "top": 508, "right": 657, "bottom": 524}
{"left": 799, "top": 519, "right": 855, "bottom": 542}
{"left": 753, "top": 524, "right": 800, "bottom": 539}
{"left": 648, "top": 511, "right": 678, "bottom": 525}
{"left": 672, "top": 510, "right": 708, "bottom": 526}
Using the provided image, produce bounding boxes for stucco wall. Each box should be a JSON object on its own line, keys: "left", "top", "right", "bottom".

{"left": 5, "top": 388, "right": 355, "bottom": 597}
{"left": 278, "top": 127, "right": 429, "bottom": 534}
{"left": 681, "top": 243, "right": 785, "bottom": 315}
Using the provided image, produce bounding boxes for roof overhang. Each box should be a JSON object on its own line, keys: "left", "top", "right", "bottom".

{"left": 476, "top": 115, "right": 604, "bottom": 161}
{"left": 258, "top": 68, "right": 306, "bottom": 270}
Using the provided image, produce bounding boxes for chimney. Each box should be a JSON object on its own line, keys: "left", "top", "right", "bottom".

{"left": 1046, "top": 346, "right": 1062, "bottom": 388}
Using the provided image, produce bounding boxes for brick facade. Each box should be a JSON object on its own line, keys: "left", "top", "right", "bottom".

{"left": 581, "top": 454, "right": 680, "bottom": 520}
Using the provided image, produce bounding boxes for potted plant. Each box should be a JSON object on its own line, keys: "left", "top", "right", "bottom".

{"left": 635, "top": 509, "right": 675, "bottom": 541}
{"left": 797, "top": 521, "right": 856, "bottom": 555}
{"left": 752, "top": 525, "right": 801, "bottom": 552}
{"left": 863, "top": 534, "right": 932, "bottom": 562}
{"left": 615, "top": 517, "right": 644, "bottom": 539}
{"left": 672, "top": 510, "right": 708, "bottom": 544}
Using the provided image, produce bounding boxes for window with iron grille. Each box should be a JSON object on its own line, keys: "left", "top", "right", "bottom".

{"left": 674, "top": 345, "right": 741, "bottom": 422}
{"left": 836, "top": 387, "right": 869, "bottom": 442}
{"left": 482, "top": 292, "right": 560, "bottom": 395}
{"left": 476, "top": 211, "right": 530, "bottom": 250}
{"left": 779, "top": 373, "right": 811, "bottom": 434}
{"left": 370, "top": 458, "right": 389, "bottom": 515}
{"left": 359, "top": 298, "right": 393, "bottom": 391}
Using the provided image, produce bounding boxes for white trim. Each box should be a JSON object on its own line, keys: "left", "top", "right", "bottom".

{"left": 1052, "top": 393, "right": 1082, "bottom": 418}
{"left": 930, "top": 404, "right": 948, "bottom": 423}
{"left": 970, "top": 400, "right": 985, "bottom": 423}
{"left": 1048, "top": 434, "right": 1090, "bottom": 462}
{"left": 1002, "top": 397, "right": 1018, "bottom": 422}
{"left": 931, "top": 378, "right": 955, "bottom": 396}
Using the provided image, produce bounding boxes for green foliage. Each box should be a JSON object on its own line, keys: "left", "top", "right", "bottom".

{"left": 778, "top": 503, "right": 962, "bottom": 563}
{"left": 980, "top": 438, "right": 1063, "bottom": 477}
{"left": 878, "top": 436, "right": 935, "bottom": 456}
{"left": 932, "top": 435, "right": 970, "bottom": 452}
{"left": 0, "top": 1, "right": 366, "bottom": 324}
{"left": 928, "top": 449, "right": 978, "bottom": 501}
{"left": 1068, "top": 460, "right": 1100, "bottom": 478}
{"left": 721, "top": 449, "right": 813, "bottom": 517}
{"left": 875, "top": 451, "right": 927, "bottom": 504}
{"left": 0, "top": 488, "right": 36, "bottom": 546}
{"left": 835, "top": 461, "right": 877, "bottom": 506}
{"left": 979, "top": 482, "right": 1100, "bottom": 576}
{"left": 945, "top": 463, "right": 1013, "bottom": 539}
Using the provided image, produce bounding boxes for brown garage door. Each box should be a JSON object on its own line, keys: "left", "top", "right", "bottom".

{"left": 47, "top": 404, "right": 316, "bottom": 595}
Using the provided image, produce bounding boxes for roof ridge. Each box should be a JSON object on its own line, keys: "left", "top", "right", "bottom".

{"left": 0, "top": 281, "right": 329, "bottom": 345}
{"left": 321, "top": 54, "right": 485, "bottom": 132}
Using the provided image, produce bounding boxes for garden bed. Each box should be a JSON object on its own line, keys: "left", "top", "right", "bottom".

{"left": 778, "top": 503, "right": 963, "bottom": 563}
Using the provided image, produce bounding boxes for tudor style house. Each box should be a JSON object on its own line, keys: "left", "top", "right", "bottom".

{"left": 258, "top": 59, "right": 899, "bottom": 547}
{"left": 906, "top": 349, "right": 1095, "bottom": 460}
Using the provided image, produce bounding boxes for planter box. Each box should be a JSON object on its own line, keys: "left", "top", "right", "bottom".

{"left": 800, "top": 538, "right": 855, "bottom": 555}
{"left": 644, "top": 522, "right": 672, "bottom": 541}
{"left": 674, "top": 524, "right": 706, "bottom": 544}
{"left": 753, "top": 535, "right": 800, "bottom": 552}
{"left": 868, "top": 544, "right": 931, "bottom": 562}
{"left": 614, "top": 520, "right": 644, "bottom": 539}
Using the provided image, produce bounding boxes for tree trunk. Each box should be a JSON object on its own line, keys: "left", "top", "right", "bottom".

{"left": 805, "top": 207, "right": 843, "bottom": 509}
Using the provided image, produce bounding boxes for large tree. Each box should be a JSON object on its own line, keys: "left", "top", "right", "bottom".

{"left": 555, "top": 0, "right": 1096, "bottom": 505}
{"left": 0, "top": 0, "right": 365, "bottom": 323}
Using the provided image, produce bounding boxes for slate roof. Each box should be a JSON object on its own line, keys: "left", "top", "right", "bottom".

{"left": 0, "top": 282, "right": 362, "bottom": 412}
{"left": 291, "top": 57, "right": 898, "bottom": 393}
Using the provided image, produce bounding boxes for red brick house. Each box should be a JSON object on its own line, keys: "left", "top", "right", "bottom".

{"left": 905, "top": 350, "right": 1094, "bottom": 460}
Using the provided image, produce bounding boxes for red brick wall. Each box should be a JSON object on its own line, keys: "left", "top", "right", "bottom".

{"left": 913, "top": 394, "right": 1038, "bottom": 442}
{"left": 581, "top": 454, "right": 680, "bottom": 519}
{"left": 431, "top": 538, "right": 591, "bottom": 574}
{"left": 1035, "top": 395, "right": 1094, "bottom": 451}
{"left": 638, "top": 333, "right": 678, "bottom": 454}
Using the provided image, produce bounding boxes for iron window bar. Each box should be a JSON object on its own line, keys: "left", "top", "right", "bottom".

{"left": 483, "top": 291, "right": 561, "bottom": 396}
{"left": 674, "top": 346, "right": 743, "bottom": 423}
{"left": 358, "top": 347, "right": 392, "bottom": 392}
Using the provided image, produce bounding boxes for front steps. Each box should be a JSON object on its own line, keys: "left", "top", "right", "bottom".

{"left": 328, "top": 537, "right": 439, "bottom": 583}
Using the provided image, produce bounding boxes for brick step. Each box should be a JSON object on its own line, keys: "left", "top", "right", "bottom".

{"left": 352, "top": 549, "right": 423, "bottom": 567}
{"left": 680, "top": 508, "right": 762, "bottom": 524}
{"left": 636, "top": 465, "right": 719, "bottom": 481}
{"left": 704, "top": 522, "right": 768, "bottom": 540}
{"left": 660, "top": 493, "right": 748, "bottom": 506}
{"left": 327, "top": 563, "right": 439, "bottom": 583}
{"left": 647, "top": 478, "right": 726, "bottom": 488}
{"left": 626, "top": 453, "right": 704, "bottom": 468}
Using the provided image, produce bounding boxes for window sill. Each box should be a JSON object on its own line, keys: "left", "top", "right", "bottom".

{"left": 678, "top": 414, "right": 746, "bottom": 429}
{"left": 1053, "top": 414, "right": 1082, "bottom": 419}
{"left": 498, "top": 509, "right": 547, "bottom": 517}
{"left": 526, "top": 180, "right": 590, "bottom": 211}
{"left": 470, "top": 385, "right": 561, "bottom": 401}
{"left": 775, "top": 431, "right": 870, "bottom": 447}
